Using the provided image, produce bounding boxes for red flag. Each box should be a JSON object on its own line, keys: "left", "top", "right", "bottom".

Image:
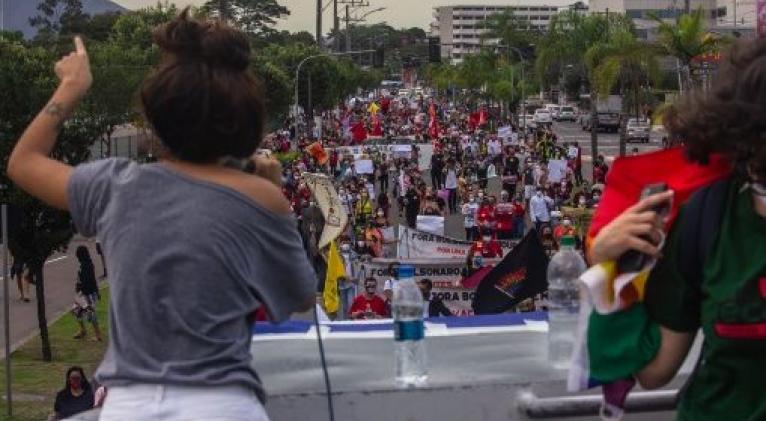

{"left": 304, "top": 141, "right": 328, "bottom": 165}
{"left": 587, "top": 147, "right": 731, "bottom": 241}
{"left": 351, "top": 120, "right": 367, "bottom": 143}
{"left": 469, "top": 112, "right": 480, "bottom": 130}
{"left": 371, "top": 114, "right": 383, "bottom": 137}
{"left": 478, "top": 108, "right": 488, "bottom": 126}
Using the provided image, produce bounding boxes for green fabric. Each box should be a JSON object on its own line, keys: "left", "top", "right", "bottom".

{"left": 587, "top": 303, "right": 661, "bottom": 382}
{"left": 645, "top": 182, "right": 766, "bottom": 421}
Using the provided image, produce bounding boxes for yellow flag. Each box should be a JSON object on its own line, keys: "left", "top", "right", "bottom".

{"left": 323, "top": 241, "right": 346, "bottom": 314}
{"left": 367, "top": 102, "right": 380, "bottom": 114}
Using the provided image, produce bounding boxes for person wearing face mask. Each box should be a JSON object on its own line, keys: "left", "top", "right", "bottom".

{"left": 337, "top": 240, "right": 359, "bottom": 320}
{"left": 349, "top": 278, "right": 387, "bottom": 319}
{"left": 418, "top": 279, "right": 452, "bottom": 318}
{"left": 462, "top": 194, "right": 479, "bottom": 241}
{"left": 403, "top": 186, "right": 421, "bottom": 229}
{"left": 476, "top": 196, "right": 497, "bottom": 235}
{"left": 553, "top": 218, "right": 576, "bottom": 243}
{"left": 470, "top": 229, "right": 503, "bottom": 258}
{"left": 529, "top": 188, "right": 554, "bottom": 233}
{"left": 587, "top": 38, "right": 766, "bottom": 421}
{"left": 354, "top": 190, "right": 374, "bottom": 223}
{"left": 53, "top": 366, "right": 94, "bottom": 420}
{"left": 495, "top": 191, "right": 515, "bottom": 240}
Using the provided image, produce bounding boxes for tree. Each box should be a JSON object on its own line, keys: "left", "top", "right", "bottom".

{"left": 29, "top": 0, "right": 89, "bottom": 42}
{"left": 536, "top": 11, "right": 633, "bottom": 160}
{"left": 585, "top": 30, "right": 660, "bottom": 155}
{"left": 110, "top": 3, "right": 179, "bottom": 50}
{"left": 201, "top": 0, "right": 289, "bottom": 37}
{"left": 651, "top": 8, "right": 722, "bottom": 93}
{"left": 81, "top": 11, "right": 124, "bottom": 42}
{"left": 482, "top": 10, "right": 539, "bottom": 52}
{"left": 0, "top": 40, "right": 101, "bottom": 361}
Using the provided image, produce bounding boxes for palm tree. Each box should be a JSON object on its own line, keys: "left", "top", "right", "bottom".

{"left": 651, "top": 8, "right": 722, "bottom": 93}
{"left": 585, "top": 30, "right": 661, "bottom": 156}
{"left": 535, "top": 10, "right": 633, "bottom": 161}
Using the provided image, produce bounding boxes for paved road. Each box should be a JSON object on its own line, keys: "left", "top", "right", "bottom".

{"left": 0, "top": 238, "right": 105, "bottom": 358}
{"left": 551, "top": 120, "right": 664, "bottom": 161}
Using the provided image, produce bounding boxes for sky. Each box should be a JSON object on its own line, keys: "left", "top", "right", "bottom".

{"left": 111, "top": 0, "right": 541, "bottom": 33}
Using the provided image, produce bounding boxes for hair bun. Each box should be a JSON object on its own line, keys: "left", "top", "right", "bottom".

{"left": 154, "top": 8, "right": 251, "bottom": 72}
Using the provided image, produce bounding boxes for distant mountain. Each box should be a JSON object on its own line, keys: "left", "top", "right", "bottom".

{"left": 2, "top": 0, "right": 127, "bottom": 39}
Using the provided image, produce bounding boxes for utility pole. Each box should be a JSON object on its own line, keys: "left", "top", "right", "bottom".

{"left": 316, "top": 0, "right": 322, "bottom": 45}
{"left": 345, "top": 4, "right": 351, "bottom": 52}
{"left": 333, "top": 0, "right": 339, "bottom": 51}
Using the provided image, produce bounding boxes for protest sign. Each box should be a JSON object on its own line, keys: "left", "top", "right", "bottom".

{"left": 547, "top": 159, "right": 568, "bottom": 183}
{"left": 416, "top": 215, "right": 445, "bottom": 235}
{"left": 397, "top": 227, "right": 517, "bottom": 259}
{"left": 359, "top": 258, "right": 497, "bottom": 316}
{"left": 354, "top": 159, "right": 374, "bottom": 174}
{"left": 497, "top": 125, "right": 512, "bottom": 140}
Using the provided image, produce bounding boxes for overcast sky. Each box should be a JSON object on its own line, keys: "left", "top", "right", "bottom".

{"left": 111, "top": 0, "right": 541, "bottom": 33}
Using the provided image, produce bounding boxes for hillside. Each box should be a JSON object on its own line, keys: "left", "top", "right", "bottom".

{"left": 2, "top": 0, "right": 127, "bottom": 39}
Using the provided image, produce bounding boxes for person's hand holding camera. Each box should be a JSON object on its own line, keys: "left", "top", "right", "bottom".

{"left": 588, "top": 190, "right": 673, "bottom": 265}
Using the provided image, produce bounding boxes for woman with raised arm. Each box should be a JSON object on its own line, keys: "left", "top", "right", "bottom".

{"left": 7, "top": 10, "right": 316, "bottom": 421}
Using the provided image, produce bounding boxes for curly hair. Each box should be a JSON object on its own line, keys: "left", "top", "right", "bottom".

{"left": 664, "top": 38, "right": 766, "bottom": 179}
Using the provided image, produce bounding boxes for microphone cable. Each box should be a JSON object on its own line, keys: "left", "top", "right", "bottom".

{"left": 313, "top": 303, "right": 336, "bottom": 421}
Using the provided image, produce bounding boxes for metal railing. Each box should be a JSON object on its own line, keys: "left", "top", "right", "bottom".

{"left": 517, "top": 388, "right": 678, "bottom": 418}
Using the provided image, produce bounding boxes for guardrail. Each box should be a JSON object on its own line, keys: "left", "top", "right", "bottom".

{"left": 517, "top": 389, "right": 678, "bottom": 418}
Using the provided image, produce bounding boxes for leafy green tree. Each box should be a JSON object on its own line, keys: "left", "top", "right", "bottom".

{"left": 29, "top": 0, "right": 89, "bottom": 42}
{"left": 201, "top": 0, "right": 289, "bottom": 37}
{"left": 651, "top": 8, "right": 722, "bottom": 93}
{"left": 0, "top": 40, "right": 101, "bottom": 361}
{"left": 109, "top": 2, "right": 179, "bottom": 50}
{"left": 585, "top": 30, "right": 660, "bottom": 155}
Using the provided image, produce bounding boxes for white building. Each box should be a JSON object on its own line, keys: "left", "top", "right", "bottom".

{"left": 588, "top": 0, "right": 728, "bottom": 40}
{"left": 430, "top": 2, "right": 585, "bottom": 64}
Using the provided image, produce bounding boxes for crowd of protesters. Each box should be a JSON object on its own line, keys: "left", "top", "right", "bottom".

{"left": 262, "top": 91, "right": 610, "bottom": 320}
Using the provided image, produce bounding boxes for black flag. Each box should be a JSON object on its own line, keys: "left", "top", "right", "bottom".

{"left": 472, "top": 230, "right": 549, "bottom": 314}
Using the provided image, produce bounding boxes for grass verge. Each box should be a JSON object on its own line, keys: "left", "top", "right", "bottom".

{"left": 0, "top": 288, "right": 109, "bottom": 421}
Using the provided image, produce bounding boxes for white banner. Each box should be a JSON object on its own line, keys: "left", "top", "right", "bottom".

{"left": 416, "top": 215, "right": 444, "bottom": 235}
{"left": 547, "top": 159, "right": 568, "bottom": 183}
{"left": 354, "top": 159, "right": 374, "bottom": 174}
{"left": 497, "top": 125, "right": 512, "bottom": 139}
{"left": 358, "top": 258, "right": 476, "bottom": 316}
{"left": 303, "top": 173, "right": 348, "bottom": 250}
{"left": 397, "top": 227, "right": 517, "bottom": 259}
{"left": 328, "top": 143, "right": 434, "bottom": 171}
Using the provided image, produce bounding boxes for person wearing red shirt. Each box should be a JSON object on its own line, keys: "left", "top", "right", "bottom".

{"left": 494, "top": 191, "right": 515, "bottom": 240}
{"left": 349, "top": 278, "right": 388, "bottom": 319}
{"left": 475, "top": 197, "right": 497, "bottom": 235}
{"left": 553, "top": 218, "right": 576, "bottom": 242}
{"left": 511, "top": 197, "right": 526, "bottom": 239}
{"left": 470, "top": 230, "right": 503, "bottom": 258}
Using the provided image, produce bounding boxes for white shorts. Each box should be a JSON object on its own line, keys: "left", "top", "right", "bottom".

{"left": 98, "top": 384, "right": 269, "bottom": 421}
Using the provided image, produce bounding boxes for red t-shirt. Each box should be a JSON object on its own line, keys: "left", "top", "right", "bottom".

{"left": 511, "top": 203, "right": 525, "bottom": 217}
{"left": 470, "top": 239, "right": 503, "bottom": 258}
{"left": 349, "top": 295, "right": 388, "bottom": 319}
{"left": 494, "top": 203, "right": 514, "bottom": 231}
{"left": 476, "top": 204, "right": 496, "bottom": 228}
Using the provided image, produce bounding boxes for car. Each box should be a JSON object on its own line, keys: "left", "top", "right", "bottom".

{"left": 517, "top": 114, "right": 537, "bottom": 130}
{"left": 544, "top": 104, "right": 560, "bottom": 119}
{"left": 533, "top": 109, "right": 553, "bottom": 125}
{"left": 557, "top": 106, "right": 576, "bottom": 122}
{"left": 626, "top": 118, "right": 651, "bottom": 143}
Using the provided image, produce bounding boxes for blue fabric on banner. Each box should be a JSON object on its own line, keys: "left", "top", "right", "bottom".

{"left": 252, "top": 312, "right": 547, "bottom": 335}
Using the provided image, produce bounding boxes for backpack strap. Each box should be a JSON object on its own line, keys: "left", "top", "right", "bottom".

{"left": 677, "top": 177, "right": 732, "bottom": 288}
{"left": 675, "top": 176, "right": 731, "bottom": 403}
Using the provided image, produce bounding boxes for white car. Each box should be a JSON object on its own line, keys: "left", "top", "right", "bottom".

{"left": 557, "top": 106, "right": 576, "bottom": 121}
{"left": 626, "top": 118, "right": 651, "bottom": 143}
{"left": 533, "top": 109, "right": 553, "bottom": 125}
{"left": 544, "top": 104, "right": 560, "bottom": 119}
{"left": 518, "top": 114, "right": 537, "bottom": 130}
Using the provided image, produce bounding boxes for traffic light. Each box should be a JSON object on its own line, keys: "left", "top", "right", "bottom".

{"left": 428, "top": 37, "right": 441, "bottom": 63}
{"left": 373, "top": 46, "right": 385, "bottom": 68}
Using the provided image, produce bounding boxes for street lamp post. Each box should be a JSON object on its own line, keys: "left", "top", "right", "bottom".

{"left": 0, "top": 182, "right": 10, "bottom": 417}
{"left": 498, "top": 45, "right": 527, "bottom": 133}
{"left": 293, "top": 50, "right": 376, "bottom": 140}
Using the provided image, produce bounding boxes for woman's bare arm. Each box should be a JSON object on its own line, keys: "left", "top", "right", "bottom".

{"left": 7, "top": 37, "right": 92, "bottom": 210}
{"left": 636, "top": 326, "right": 695, "bottom": 389}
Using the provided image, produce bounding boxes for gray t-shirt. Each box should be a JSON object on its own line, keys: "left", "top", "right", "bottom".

{"left": 68, "top": 158, "right": 317, "bottom": 402}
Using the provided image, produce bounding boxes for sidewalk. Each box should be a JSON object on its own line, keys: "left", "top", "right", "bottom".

{"left": 0, "top": 237, "right": 105, "bottom": 359}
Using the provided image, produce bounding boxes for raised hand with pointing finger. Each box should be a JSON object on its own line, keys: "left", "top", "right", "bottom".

{"left": 55, "top": 36, "right": 92, "bottom": 99}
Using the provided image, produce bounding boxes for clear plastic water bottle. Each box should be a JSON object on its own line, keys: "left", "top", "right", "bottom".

{"left": 547, "top": 236, "right": 586, "bottom": 369}
{"left": 392, "top": 265, "right": 428, "bottom": 388}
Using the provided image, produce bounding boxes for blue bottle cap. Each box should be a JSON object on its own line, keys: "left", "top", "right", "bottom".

{"left": 397, "top": 265, "right": 415, "bottom": 279}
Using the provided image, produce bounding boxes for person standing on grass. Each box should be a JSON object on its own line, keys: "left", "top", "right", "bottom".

{"left": 51, "top": 366, "right": 94, "bottom": 420}
{"left": 10, "top": 258, "right": 30, "bottom": 302}
{"left": 7, "top": 10, "right": 316, "bottom": 420}
{"left": 72, "top": 246, "right": 102, "bottom": 341}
